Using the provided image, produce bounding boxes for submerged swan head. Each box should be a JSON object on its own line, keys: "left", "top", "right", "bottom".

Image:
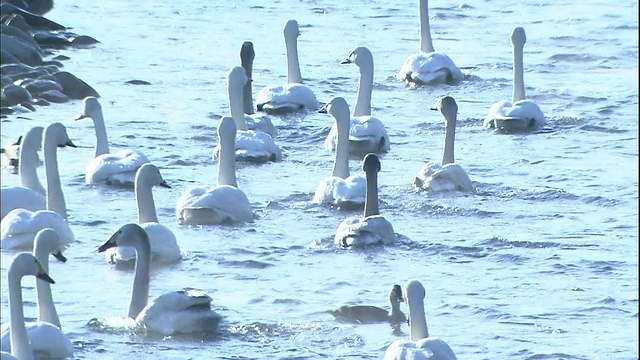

{"left": 33, "top": 228, "right": 67, "bottom": 263}
{"left": 511, "top": 26, "right": 526, "bottom": 48}
{"left": 318, "top": 96, "right": 350, "bottom": 120}
{"left": 9, "top": 252, "right": 55, "bottom": 284}
{"left": 283, "top": 19, "right": 300, "bottom": 39}
{"left": 135, "top": 163, "right": 170, "bottom": 189}
{"left": 341, "top": 46, "right": 373, "bottom": 68}
{"left": 74, "top": 96, "right": 101, "bottom": 120}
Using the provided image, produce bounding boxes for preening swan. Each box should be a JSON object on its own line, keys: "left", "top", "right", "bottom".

{"left": 329, "top": 284, "right": 406, "bottom": 325}
{"left": 240, "top": 41, "right": 277, "bottom": 136}
{"left": 213, "top": 66, "right": 282, "bottom": 163}
{"left": 314, "top": 97, "right": 366, "bottom": 209}
{"left": 97, "top": 223, "right": 222, "bottom": 335}
{"left": 384, "top": 279, "right": 457, "bottom": 360}
{"left": 0, "top": 229, "right": 74, "bottom": 359}
{"left": 178, "top": 116, "right": 254, "bottom": 225}
{"left": 1, "top": 123, "right": 76, "bottom": 250}
{"left": 396, "top": 0, "right": 463, "bottom": 86}
{"left": 324, "top": 47, "right": 390, "bottom": 156}
{"left": 483, "top": 27, "right": 546, "bottom": 133}
{"left": 413, "top": 96, "right": 472, "bottom": 192}
{"left": 105, "top": 163, "right": 182, "bottom": 265}
{"left": 0, "top": 252, "right": 55, "bottom": 360}
{"left": 1, "top": 127, "right": 45, "bottom": 219}
{"left": 76, "top": 96, "right": 151, "bottom": 187}
{"left": 255, "top": 19, "right": 319, "bottom": 114}
{"left": 334, "top": 153, "right": 396, "bottom": 247}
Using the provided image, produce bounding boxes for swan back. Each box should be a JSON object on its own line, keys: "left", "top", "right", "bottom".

{"left": 227, "top": 66, "right": 250, "bottom": 131}
{"left": 430, "top": 96, "right": 458, "bottom": 165}
{"left": 240, "top": 41, "right": 256, "bottom": 115}
{"left": 217, "top": 116, "right": 238, "bottom": 187}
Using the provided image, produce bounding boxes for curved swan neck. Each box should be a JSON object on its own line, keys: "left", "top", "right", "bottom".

{"left": 136, "top": 179, "right": 159, "bottom": 224}
{"left": 129, "top": 236, "right": 151, "bottom": 319}
{"left": 8, "top": 267, "right": 33, "bottom": 360}
{"left": 353, "top": 57, "right": 374, "bottom": 117}
{"left": 442, "top": 116, "right": 456, "bottom": 165}
{"left": 19, "top": 127, "right": 45, "bottom": 195}
{"left": 90, "top": 110, "right": 110, "bottom": 157}
{"left": 363, "top": 169, "right": 379, "bottom": 217}
{"left": 419, "top": 0, "right": 435, "bottom": 53}
{"left": 217, "top": 128, "right": 238, "bottom": 188}
{"left": 34, "top": 248, "right": 61, "bottom": 328}
{"left": 408, "top": 299, "right": 429, "bottom": 341}
{"left": 332, "top": 115, "right": 351, "bottom": 179}
{"left": 512, "top": 41, "right": 526, "bottom": 103}
{"left": 43, "top": 129, "right": 67, "bottom": 220}
{"left": 285, "top": 33, "right": 303, "bottom": 84}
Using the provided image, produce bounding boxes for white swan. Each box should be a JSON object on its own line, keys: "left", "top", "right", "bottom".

{"left": 1, "top": 123, "right": 76, "bottom": 250}
{"left": 98, "top": 223, "right": 222, "bottom": 336}
{"left": 76, "top": 96, "right": 151, "bottom": 187}
{"left": 334, "top": 153, "right": 396, "bottom": 247}
{"left": 255, "top": 19, "right": 319, "bottom": 114}
{"left": 483, "top": 27, "right": 546, "bottom": 132}
{"left": 329, "top": 284, "right": 406, "bottom": 325}
{"left": 0, "top": 252, "right": 56, "bottom": 360}
{"left": 396, "top": 0, "right": 463, "bottom": 86}
{"left": 214, "top": 66, "right": 282, "bottom": 164}
{"left": 0, "top": 229, "right": 74, "bottom": 359}
{"left": 384, "top": 279, "right": 457, "bottom": 360}
{"left": 240, "top": 41, "right": 277, "bottom": 137}
{"left": 105, "top": 163, "right": 181, "bottom": 265}
{"left": 413, "top": 96, "right": 472, "bottom": 192}
{"left": 1, "top": 126, "right": 45, "bottom": 219}
{"left": 324, "top": 47, "right": 390, "bottom": 155}
{"left": 177, "top": 116, "right": 254, "bottom": 225}
{"left": 314, "top": 97, "right": 366, "bottom": 209}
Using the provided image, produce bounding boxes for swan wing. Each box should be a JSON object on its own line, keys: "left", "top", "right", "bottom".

{"left": 234, "top": 130, "right": 282, "bottom": 163}
{"left": 0, "top": 322, "right": 74, "bottom": 359}
{"left": 349, "top": 116, "right": 391, "bottom": 153}
{"left": 485, "top": 100, "right": 545, "bottom": 132}
{"left": 256, "top": 83, "right": 318, "bottom": 114}
{"left": 245, "top": 113, "right": 277, "bottom": 137}
{"left": 334, "top": 215, "right": 395, "bottom": 247}
{"left": 1, "top": 209, "right": 74, "bottom": 249}
{"left": 415, "top": 163, "right": 472, "bottom": 192}
{"left": 397, "top": 52, "right": 463, "bottom": 85}
{"left": 177, "top": 185, "right": 254, "bottom": 225}
{"left": 313, "top": 176, "right": 366, "bottom": 209}
{"left": 0, "top": 187, "right": 46, "bottom": 219}
{"left": 86, "top": 149, "right": 150, "bottom": 185}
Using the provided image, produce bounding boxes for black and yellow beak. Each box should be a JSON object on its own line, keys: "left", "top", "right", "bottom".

{"left": 37, "top": 264, "right": 55, "bottom": 284}
{"left": 97, "top": 231, "right": 119, "bottom": 253}
{"left": 53, "top": 251, "right": 67, "bottom": 263}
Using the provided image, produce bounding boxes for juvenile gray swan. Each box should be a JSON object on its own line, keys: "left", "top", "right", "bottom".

{"left": 329, "top": 284, "right": 406, "bottom": 325}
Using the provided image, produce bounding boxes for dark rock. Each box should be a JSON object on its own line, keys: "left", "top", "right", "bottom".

{"left": 46, "top": 71, "right": 99, "bottom": 99}
{"left": 1, "top": 33, "right": 42, "bottom": 66}
{"left": 0, "top": 3, "right": 65, "bottom": 30}
{"left": 0, "top": 49, "right": 20, "bottom": 64}
{"left": 32, "top": 97, "right": 49, "bottom": 106}
{"left": 70, "top": 34, "right": 99, "bottom": 46}
{"left": 41, "top": 59, "right": 63, "bottom": 67}
{"left": 37, "top": 88, "right": 67, "bottom": 103}
{"left": 1, "top": 24, "right": 40, "bottom": 49}
{"left": 23, "top": 78, "right": 62, "bottom": 95}
{"left": 1, "top": 62, "right": 34, "bottom": 75}
{"left": 1, "top": 83, "right": 33, "bottom": 106}
{"left": 3, "top": 13, "right": 31, "bottom": 32}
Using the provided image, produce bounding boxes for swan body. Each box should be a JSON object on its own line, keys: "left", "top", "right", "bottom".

{"left": 314, "top": 97, "right": 366, "bottom": 209}
{"left": 76, "top": 96, "right": 151, "bottom": 187}
{"left": 1, "top": 127, "right": 45, "bottom": 220}
{"left": 329, "top": 284, "right": 406, "bottom": 325}
{"left": 1, "top": 123, "right": 76, "bottom": 250}
{"left": 178, "top": 116, "right": 254, "bottom": 225}
{"left": 214, "top": 66, "right": 282, "bottom": 163}
{"left": 414, "top": 96, "right": 472, "bottom": 192}
{"left": 397, "top": 0, "right": 463, "bottom": 86}
{"left": 384, "top": 280, "right": 456, "bottom": 360}
{"left": 334, "top": 154, "right": 395, "bottom": 247}
{"left": 484, "top": 27, "right": 546, "bottom": 133}
{"left": 106, "top": 164, "right": 181, "bottom": 265}
{"left": 240, "top": 41, "right": 277, "bottom": 137}
{"left": 98, "top": 223, "right": 222, "bottom": 335}
{"left": 255, "top": 20, "right": 319, "bottom": 114}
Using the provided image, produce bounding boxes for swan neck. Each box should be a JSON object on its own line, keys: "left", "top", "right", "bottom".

{"left": 442, "top": 117, "right": 456, "bottom": 165}
{"left": 129, "top": 238, "right": 151, "bottom": 319}
{"left": 229, "top": 84, "right": 249, "bottom": 131}
{"left": 92, "top": 112, "right": 110, "bottom": 157}
{"left": 285, "top": 35, "right": 303, "bottom": 84}
{"left": 43, "top": 133, "right": 67, "bottom": 220}
{"left": 8, "top": 268, "right": 33, "bottom": 360}
{"left": 363, "top": 169, "right": 379, "bottom": 217}
{"left": 408, "top": 299, "right": 429, "bottom": 340}
{"left": 390, "top": 299, "right": 402, "bottom": 319}
{"left": 242, "top": 64, "right": 255, "bottom": 115}
{"left": 332, "top": 116, "right": 351, "bottom": 179}
{"left": 136, "top": 181, "right": 159, "bottom": 224}
{"left": 34, "top": 251, "right": 61, "bottom": 327}
{"left": 353, "top": 60, "right": 374, "bottom": 117}
{"left": 18, "top": 132, "right": 45, "bottom": 195}
{"left": 419, "top": 0, "right": 435, "bottom": 53}
{"left": 512, "top": 43, "right": 526, "bottom": 102}
{"left": 217, "top": 131, "right": 238, "bottom": 187}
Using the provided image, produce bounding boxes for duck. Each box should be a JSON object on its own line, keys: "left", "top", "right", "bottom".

{"left": 1, "top": 135, "right": 24, "bottom": 172}
{"left": 1, "top": 123, "right": 76, "bottom": 250}
{"left": 97, "top": 223, "right": 222, "bottom": 336}
{"left": 239, "top": 41, "right": 277, "bottom": 137}
{"left": 324, "top": 47, "right": 390, "bottom": 156}
{"left": 75, "top": 96, "right": 151, "bottom": 187}
{"left": 384, "top": 279, "right": 457, "bottom": 360}
{"left": 1, "top": 127, "right": 45, "bottom": 219}
{"left": 396, "top": 0, "right": 463, "bottom": 86}
{"left": 213, "top": 66, "right": 282, "bottom": 163}
{"left": 314, "top": 97, "right": 366, "bottom": 209}
{"left": 334, "top": 153, "right": 396, "bottom": 247}
{"left": 177, "top": 116, "right": 254, "bottom": 225}
{"left": 0, "top": 229, "right": 73, "bottom": 359}
{"left": 483, "top": 27, "right": 546, "bottom": 133}
{"left": 255, "top": 19, "right": 319, "bottom": 114}
{"left": 329, "top": 284, "right": 406, "bottom": 325}
{"left": 413, "top": 96, "right": 472, "bottom": 192}
{"left": 0, "top": 252, "right": 56, "bottom": 360}
{"left": 105, "top": 163, "right": 181, "bottom": 265}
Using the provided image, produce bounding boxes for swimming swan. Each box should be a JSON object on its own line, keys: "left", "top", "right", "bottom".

{"left": 324, "top": 47, "right": 390, "bottom": 155}
{"left": 105, "top": 164, "right": 181, "bottom": 265}
{"left": 0, "top": 229, "right": 73, "bottom": 359}
{"left": 0, "top": 252, "right": 56, "bottom": 360}
{"left": 1, "top": 123, "right": 76, "bottom": 250}
{"left": 396, "top": 0, "right": 463, "bottom": 86}
{"left": 1, "top": 127, "right": 45, "bottom": 219}
{"left": 178, "top": 117, "right": 254, "bottom": 225}
{"left": 255, "top": 19, "right": 319, "bottom": 114}
{"left": 314, "top": 97, "right": 366, "bottom": 209}
{"left": 384, "top": 279, "right": 457, "bottom": 360}
{"left": 240, "top": 41, "right": 277, "bottom": 137}
{"left": 76, "top": 96, "right": 151, "bottom": 187}
{"left": 213, "top": 66, "right": 282, "bottom": 163}
{"left": 98, "top": 223, "right": 222, "bottom": 336}
{"left": 334, "top": 153, "right": 396, "bottom": 247}
{"left": 483, "top": 27, "right": 546, "bottom": 133}
{"left": 413, "top": 96, "right": 472, "bottom": 192}
{"left": 329, "top": 284, "right": 406, "bottom": 325}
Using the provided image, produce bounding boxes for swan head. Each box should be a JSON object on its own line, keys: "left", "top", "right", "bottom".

{"left": 218, "top": 116, "right": 237, "bottom": 139}
{"left": 362, "top": 153, "right": 381, "bottom": 173}
{"left": 318, "top": 96, "right": 350, "bottom": 120}
{"left": 136, "top": 163, "right": 170, "bottom": 189}
{"left": 9, "top": 252, "right": 55, "bottom": 284}
{"left": 510, "top": 27, "right": 526, "bottom": 48}
{"left": 98, "top": 223, "right": 149, "bottom": 253}
{"left": 46, "top": 122, "right": 77, "bottom": 148}
{"left": 283, "top": 19, "right": 300, "bottom": 39}
{"left": 430, "top": 96, "right": 458, "bottom": 122}
{"left": 403, "top": 279, "right": 426, "bottom": 304}
{"left": 228, "top": 66, "right": 250, "bottom": 95}
{"left": 389, "top": 284, "right": 404, "bottom": 304}
{"left": 341, "top": 46, "right": 373, "bottom": 67}
{"left": 240, "top": 41, "right": 255, "bottom": 68}
{"left": 34, "top": 228, "right": 68, "bottom": 263}
{"left": 75, "top": 96, "right": 101, "bottom": 120}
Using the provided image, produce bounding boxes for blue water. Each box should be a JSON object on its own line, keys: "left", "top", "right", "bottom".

{"left": 1, "top": 0, "right": 638, "bottom": 359}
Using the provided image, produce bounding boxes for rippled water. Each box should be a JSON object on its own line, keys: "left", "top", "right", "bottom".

{"left": 1, "top": 0, "right": 638, "bottom": 359}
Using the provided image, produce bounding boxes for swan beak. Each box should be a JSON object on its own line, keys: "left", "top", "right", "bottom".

{"left": 318, "top": 103, "right": 329, "bottom": 114}
{"left": 65, "top": 139, "right": 77, "bottom": 148}
{"left": 97, "top": 233, "right": 118, "bottom": 253}
{"left": 53, "top": 251, "right": 67, "bottom": 263}
{"left": 74, "top": 113, "right": 87, "bottom": 120}
{"left": 36, "top": 265, "right": 55, "bottom": 284}
{"left": 160, "top": 180, "right": 171, "bottom": 189}
{"left": 340, "top": 58, "right": 352, "bottom": 65}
